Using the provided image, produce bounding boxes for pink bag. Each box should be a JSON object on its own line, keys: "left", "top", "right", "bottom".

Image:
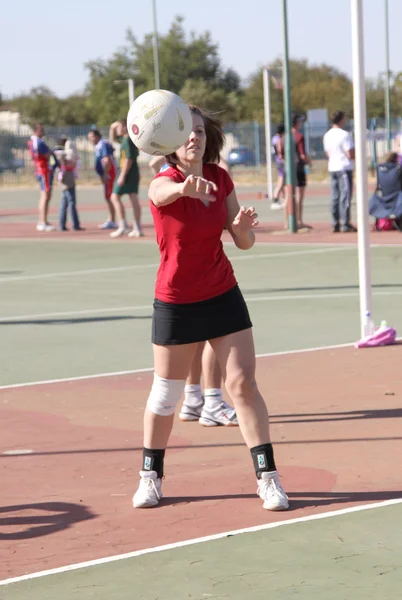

{"left": 376, "top": 218, "right": 394, "bottom": 231}
{"left": 355, "top": 325, "right": 397, "bottom": 348}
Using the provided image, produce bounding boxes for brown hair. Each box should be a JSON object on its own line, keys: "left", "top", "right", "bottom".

{"left": 384, "top": 151, "right": 398, "bottom": 164}
{"left": 165, "top": 105, "right": 225, "bottom": 166}
{"left": 331, "top": 110, "right": 345, "bottom": 125}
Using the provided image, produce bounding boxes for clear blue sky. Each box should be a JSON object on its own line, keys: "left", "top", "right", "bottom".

{"left": 2, "top": 0, "right": 401, "bottom": 98}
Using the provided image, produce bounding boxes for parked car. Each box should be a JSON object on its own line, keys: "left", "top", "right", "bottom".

{"left": 227, "top": 146, "right": 256, "bottom": 167}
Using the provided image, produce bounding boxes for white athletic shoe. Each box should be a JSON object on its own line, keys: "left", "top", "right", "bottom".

{"left": 110, "top": 225, "right": 131, "bottom": 238}
{"left": 270, "top": 200, "right": 284, "bottom": 211}
{"left": 98, "top": 220, "right": 117, "bottom": 230}
{"left": 132, "top": 471, "right": 162, "bottom": 508}
{"left": 199, "top": 401, "right": 239, "bottom": 427}
{"left": 36, "top": 222, "right": 56, "bottom": 232}
{"left": 128, "top": 226, "right": 144, "bottom": 238}
{"left": 257, "top": 471, "right": 289, "bottom": 511}
{"left": 179, "top": 400, "right": 204, "bottom": 422}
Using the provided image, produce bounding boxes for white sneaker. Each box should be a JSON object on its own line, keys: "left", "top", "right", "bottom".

{"left": 98, "top": 220, "right": 117, "bottom": 230}
{"left": 128, "top": 227, "right": 144, "bottom": 238}
{"left": 257, "top": 471, "right": 289, "bottom": 511}
{"left": 110, "top": 226, "right": 131, "bottom": 238}
{"left": 270, "top": 200, "right": 284, "bottom": 211}
{"left": 36, "top": 222, "right": 56, "bottom": 232}
{"left": 179, "top": 400, "right": 204, "bottom": 421}
{"left": 199, "top": 401, "right": 239, "bottom": 427}
{"left": 132, "top": 471, "right": 162, "bottom": 508}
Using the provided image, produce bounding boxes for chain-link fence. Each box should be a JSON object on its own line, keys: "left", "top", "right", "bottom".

{"left": 1, "top": 117, "right": 401, "bottom": 186}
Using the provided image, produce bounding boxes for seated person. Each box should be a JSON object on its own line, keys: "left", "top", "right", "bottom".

{"left": 369, "top": 152, "right": 402, "bottom": 229}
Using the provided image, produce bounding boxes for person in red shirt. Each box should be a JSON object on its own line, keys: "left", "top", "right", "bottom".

{"left": 278, "top": 115, "right": 312, "bottom": 229}
{"left": 132, "top": 105, "right": 289, "bottom": 512}
{"left": 28, "top": 123, "right": 56, "bottom": 232}
{"left": 292, "top": 115, "right": 312, "bottom": 229}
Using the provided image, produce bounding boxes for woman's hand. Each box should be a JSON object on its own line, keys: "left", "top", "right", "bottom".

{"left": 231, "top": 206, "right": 258, "bottom": 236}
{"left": 181, "top": 175, "right": 218, "bottom": 203}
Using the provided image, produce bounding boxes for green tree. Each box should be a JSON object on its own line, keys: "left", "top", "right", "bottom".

{"left": 241, "top": 59, "right": 353, "bottom": 124}
{"left": 84, "top": 16, "right": 241, "bottom": 125}
{"left": 179, "top": 79, "right": 243, "bottom": 123}
{"left": 130, "top": 17, "right": 223, "bottom": 93}
{"left": 365, "top": 74, "right": 402, "bottom": 119}
{"left": 84, "top": 45, "right": 136, "bottom": 125}
{"left": 10, "top": 86, "right": 62, "bottom": 126}
{"left": 58, "top": 95, "right": 96, "bottom": 126}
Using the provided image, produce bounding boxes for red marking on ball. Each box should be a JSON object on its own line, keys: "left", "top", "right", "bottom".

{"left": 132, "top": 124, "right": 139, "bottom": 136}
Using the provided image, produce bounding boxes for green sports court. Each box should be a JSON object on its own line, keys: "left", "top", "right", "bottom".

{"left": 1, "top": 183, "right": 401, "bottom": 599}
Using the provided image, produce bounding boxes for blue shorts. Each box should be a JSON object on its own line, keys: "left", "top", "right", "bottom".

{"left": 36, "top": 172, "right": 53, "bottom": 192}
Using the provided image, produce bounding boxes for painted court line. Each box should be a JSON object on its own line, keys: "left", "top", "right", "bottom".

{"left": 1, "top": 497, "right": 401, "bottom": 586}
{"left": 0, "top": 305, "right": 151, "bottom": 322}
{"left": 0, "top": 342, "right": 354, "bottom": 390}
{"left": 0, "top": 247, "right": 349, "bottom": 283}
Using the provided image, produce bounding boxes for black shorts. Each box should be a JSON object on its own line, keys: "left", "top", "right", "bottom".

{"left": 152, "top": 285, "right": 253, "bottom": 346}
{"left": 296, "top": 163, "right": 306, "bottom": 188}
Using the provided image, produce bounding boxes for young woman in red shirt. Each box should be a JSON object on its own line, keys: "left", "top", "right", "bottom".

{"left": 133, "top": 106, "right": 289, "bottom": 511}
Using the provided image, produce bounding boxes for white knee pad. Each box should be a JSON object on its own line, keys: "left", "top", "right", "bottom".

{"left": 146, "top": 373, "right": 186, "bottom": 416}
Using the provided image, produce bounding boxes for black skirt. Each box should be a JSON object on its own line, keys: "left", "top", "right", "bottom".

{"left": 152, "top": 285, "right": 253, "bottom": 346}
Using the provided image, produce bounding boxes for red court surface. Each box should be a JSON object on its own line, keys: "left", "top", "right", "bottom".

{"left": 1, "top": 344, "right": 401, "bottom": 580}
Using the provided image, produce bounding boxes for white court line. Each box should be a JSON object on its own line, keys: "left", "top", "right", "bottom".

{"left": 0, "top": 247, "right": 349, "bottom": 283}
{"left": 0, "top": 497, "right": 401, "bottom": 586}
{"left": 0, "top": 305, "right": 150, "bottom": 322}
{"left": 0, "top": 263, "right": 159, "bottom": 283}
{"left": 0, "top": 342, "right": 354, "bottom": 390}
{"left": 3, "top": 287, "right": 402, "bottom": 322}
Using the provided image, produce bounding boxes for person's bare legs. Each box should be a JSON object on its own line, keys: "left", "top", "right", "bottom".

{"left": 296, "top": 185, "right": 305, "bottom": 227}
{"left": 110, "top": 193, "right": 130, "bottom": 238}
{"left": 283, "top": 187, "right": 290, "bottom": 230}
{"left": 180, "top": 342, "right": 205, "bottom": 421}
{"left": 133, "top": 342, "right": 198, "bottom": 508}
{"left": 273, "top": 175, "right": 285, "bottom": 202}
{"left": 209, "top": 328, "right": 288, "bottom": 510}
{"left": 202, "top": 341, "right": 222, "bottom": 389}
{"left": 187, "top": 342, "right": 205, "bottom": 385}
{"left": 38, "top": 190, "right": 51, "bottom": 223}
{"left": 129, "top": 193, "right": 141, "bottom": 224}
{"left": 144, "top": 343, "right": 197, "bottom": 448}
{"left": 128, "top": 193, "right": 143, "bottom": 236}
{"left": 297, "top": 186, "right": 312, "bottom": 229}
{"left": 209, "top": 329, "right": 270, "bottom": 447}
{"left": 199, "top": 340, "right": 238, "bottom": 426}
{"left": 105, "top": 197, "right": 116, "bottom": 223}
{"left": 111, "top": 193, "right": 126, "bottom": 222}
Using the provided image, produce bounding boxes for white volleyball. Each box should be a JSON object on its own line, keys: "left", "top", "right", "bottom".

{"left": 127, "top": 89, "right": 193, "bottom": 156}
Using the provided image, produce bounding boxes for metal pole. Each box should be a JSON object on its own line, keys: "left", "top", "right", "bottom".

{"left": 384, "top": 0, "right": 391, "bottom": 151}
{"left": 351, "top": 0, "right": 373, "bottom": 338}
{"left": 254, "top": 121, "right": 261, "bottom": 170}
{"left": 263, "top": 68, "right": 274, "bottom": 200}
{"left": 128, "top": 79, "right": 135, "bottom": 106}
{"left": 152, "top": 0, "right": 161, "bottom": 89}
{"left": 384, "top": 0, "right": 391, "bottom": 152}
{"left": 281, "top": 0, "right": 297, "bottom": 232}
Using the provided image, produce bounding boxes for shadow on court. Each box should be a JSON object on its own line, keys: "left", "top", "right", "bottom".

{"left": 159, "top": 489, "right": 402, "bottom": 509}
{"left": 0, "top": 315, "right": 152, "bottom": 326}
{"left": 0, "top": 502, "right": 96, "bottom": 540}
{"left": 271, "top": 407, "right": 402, "bottom": 424}
{"left": 244, "top": 283, "right": 402, "bottom": 294}
{"left": 2, "top": 435, "right": 402, "bottom": 460}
